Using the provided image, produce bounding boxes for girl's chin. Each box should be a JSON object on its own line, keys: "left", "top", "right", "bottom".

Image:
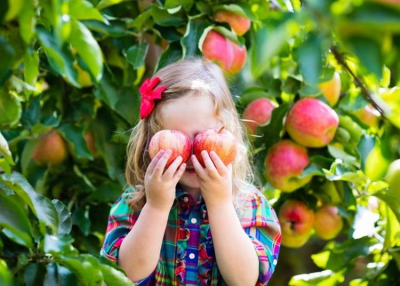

{"left": 180, "top": 171, "right": 200, "bottom": 189}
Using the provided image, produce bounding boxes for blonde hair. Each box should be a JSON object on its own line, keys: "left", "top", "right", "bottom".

{"left": 125, "top": 58, "right": 258, "bottom": 212}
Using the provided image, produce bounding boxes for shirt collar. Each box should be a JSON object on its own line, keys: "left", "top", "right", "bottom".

{"left": 176, "top": 184, "right": 204, "bottom": 206}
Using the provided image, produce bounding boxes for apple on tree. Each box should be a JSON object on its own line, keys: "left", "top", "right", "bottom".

{"left": 386, "top": 159, "right": 400, "bottom": 195}
{"left": 214, "top": 9, "right": 251, "bottom": 36}
{"left": 242, "top": 98, "right": 278, "bottom": 134}
{"left": 201, "top": 30, "right": 247, "bottom": 74}
{"left": 285, "top": 98, "right": 339, "bottom": 148}
{"left": 279, "top": 200, "right": 315, "bottom": 248}
{"left": 32, "top": 130, "right": 68, "bottom": 167}
{"left": 264, "top": 140, "right": 311, "bottom": 192}
{"left": 193, "top": 127, "right": 237, "bottom": 167}
{"left": 318, "top": 72, "right": 341, "bottom": 107}
{"left": 148, "top": 130, "right": 191, "bottom": 168}
{"left": 313, "top": 205, "right": 343, "bottom": 240}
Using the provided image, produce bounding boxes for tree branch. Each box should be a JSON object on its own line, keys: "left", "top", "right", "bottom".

{"left": 331, "top": 46, "right": 387, "bottom": 120}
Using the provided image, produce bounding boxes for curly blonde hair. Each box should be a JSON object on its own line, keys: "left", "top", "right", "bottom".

{"left": 125, "top": 58, "right": 258, "bottom": 212}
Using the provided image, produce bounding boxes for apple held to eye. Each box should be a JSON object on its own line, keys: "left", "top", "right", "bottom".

{"left": 193, "top": 127, "right": 237, "bottom": 167}
{"left": 148, "top": 130, "right": 191, "bottom": 168}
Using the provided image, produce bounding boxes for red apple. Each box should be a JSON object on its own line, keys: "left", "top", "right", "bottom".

{"left": 314, "top": 205, "right": 343, "bottom": 240}
{"left": 285, "top": 98, "right": 339, "bottom": 148}
{"left": 354, "top": 104, "right": 380, "bottom": 130}
{"left": 214, "top": 10, "right": 251, "bottom": 36}
{"left": 202, "top": 30, "right": 233, "bottom": 72}
{"left": 228, "top": 41, "right": 247, "bottom": 75}
{"left": 264, "top": 140, "right": 311, "bottom": 192}
{"left": 32, "top": 130, "right": 68, "bottom": 166}
{"left": 242, "top": 98, "right": 278, "bottom": 134}
{"left": 279, "top": 200, "right": 315, "bottom": 248}
{"left": 201, "top": 30, "right": 247, "bottom": 74}
{"left": 84, "top": 131, "right": 98, "bottom": 157}
{"left": 318, "top": 72, "right": 341, "bottom": 107}
{"left": 148, "top": 130, "right": 191, "bottom": 168}
{"left": 193, "top": 127, "right": 237, "bottom": 167}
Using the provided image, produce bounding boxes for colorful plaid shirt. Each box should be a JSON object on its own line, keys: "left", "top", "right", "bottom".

{"left": 100, "top": 184, "right": 281, "bottom": 285}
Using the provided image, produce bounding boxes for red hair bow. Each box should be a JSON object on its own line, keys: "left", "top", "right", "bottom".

{"left": 139, "top": 77, "right": 167, "bottom": 119}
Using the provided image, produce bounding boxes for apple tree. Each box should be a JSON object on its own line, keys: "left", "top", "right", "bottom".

{"left": 0, "top": 0, "right": 400, "bottom": 285}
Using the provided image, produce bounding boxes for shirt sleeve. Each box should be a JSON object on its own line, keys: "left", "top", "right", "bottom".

{"left": 238, "top": 188, "right": 281, "bottom": 285}
{"left": 99, "top": 187, "right": 156, "bottom": 285}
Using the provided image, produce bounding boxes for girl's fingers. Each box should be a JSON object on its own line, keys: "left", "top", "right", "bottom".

{"left": 210, "top": 151, "right": 227, "bottom": 176}
{"left": 173, "top": 163, "right": 187, "bottom": 181}
{"left": 146, "top": 150, "right": 165, "bottom": 176}
{"left": 191, "top": 155, "right": 207, "bottom": 179}
{"left": 201, "top": 151, "right": 219, "bottom": 178}
{"left": 153, "top": 150, "right": 172, "bottom": 177}
{"left": 163, "top": 156, "right": 183, "bottom": 179}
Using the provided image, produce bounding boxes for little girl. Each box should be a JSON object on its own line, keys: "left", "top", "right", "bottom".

{"left": 100, "top": 59, "right": 281, "bottom": 285}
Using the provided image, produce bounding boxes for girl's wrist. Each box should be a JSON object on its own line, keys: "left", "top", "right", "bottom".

{"left": 144, "top": 201, "right": 172, "bottom": 214}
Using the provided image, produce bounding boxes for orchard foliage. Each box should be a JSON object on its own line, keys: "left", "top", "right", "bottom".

{"left": 0, "top": 0, "right": 400, "bottom": 285}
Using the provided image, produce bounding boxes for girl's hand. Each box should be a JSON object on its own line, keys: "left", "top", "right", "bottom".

{"left": 192, "top": 151, "right": 233, "bottom": 208}
{"left": 145, "top": 150, "right": 187, "bottom": 211}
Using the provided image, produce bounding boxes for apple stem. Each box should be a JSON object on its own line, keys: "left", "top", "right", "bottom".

{"left": 218, "top": 126, "right": 225, "bottom": 134}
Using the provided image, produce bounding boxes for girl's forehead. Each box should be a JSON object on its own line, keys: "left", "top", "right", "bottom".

{"left": 160, "top": 94, "right": 222, "bottom": 133}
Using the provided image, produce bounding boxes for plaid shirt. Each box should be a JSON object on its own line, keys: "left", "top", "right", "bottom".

{"left": 100, "top": 184, "right": 281, "bottom": 285}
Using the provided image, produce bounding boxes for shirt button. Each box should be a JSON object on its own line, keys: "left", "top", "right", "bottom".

{"left": 183, "top": 197, "right": 189, "bottom": 202}
{"left": 191, "top": 218, "right": 197, "bottom": 224}
{"left": 189, "top": 253, "right": 195, "bottom": 259}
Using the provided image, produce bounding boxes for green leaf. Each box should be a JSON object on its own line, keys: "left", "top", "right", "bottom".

{"left": 156, "top": 41, "right": 183, "bottom": 71}
{"left": 338, "top": 115, "right": 363, "bottom": 143}
{"left": 289, "top": 270, "right": 344, "bottom": 285}
{"left": 250, "top": 22, "right": 291, "bottom": 78}
{"left": 24, "top": 263, "right": 46, "bottom": 286}
{"left": 181, "top": 17, "right": 210, "bottom": 58}
{"left": 0, "top": 172, "right": 59, "bottom": 234}
{"left": 328, "top": 144, "right": 357, "bottom": 163}
{"left": 82, "top": 20, "right": 128, "bottom": 37}
{"left": 347, "top": 36, "right": 382, "bottom": 79}
{"left": 297, "top": 33, "right": 323, "bottom": 86}
{"left": 341, "top": 3, "right": 400, "bottom": 33}
{"left": 0, "top": 132, "right": 13, "bottom": 165}
{"left": 4, "top": 0, "right": 23, "bottom": 21}
{"left": 70, "top": 20, "right": 103, "bottom": 81}
{"left": 23, "top": 49, "right": 39, "bottom": 86}
{"left": 0, "top": 88, "right": 21, "bottom": 128}
{"left": 124, "top": 42, "right": 149, "bottom": 69}
{"left": 98, "top": 263, "right": 132, "bottom": 286}
{"left": 44, "top": 234, "right": 75, "bottom": 254}
{"left": 87, "top": 181, "right": 122, "bottom": 203}
{"left": 18, "top": 0, "right": 35, "bottom": 44}
{"left": 165, "top": 0, "right": 194, "bottom": 10}
{"left": 51, "top": 199, "right": 72, "bottom": 236}
{"left": 36, "top": 27, "right": 80, "bottom": 87}
{"left": 58, "top": 124, "right": 93, "bottom": 160}
{"left": 357, "top": 134, "right": 376, "bottom": 171}
{"left": 0, "top": 37, "right": 15, "bottom": 83}
{"left": 311, "top": 237, "right": 373, "bottom": 272}
{"left": 70, "top": 0, "right": 104, "bottom": 22}
{"left": 213, "top": 4, "right": 249, "bottom": 18}
{"left": 151, "top": 5, "right": 185, "bottom": 27}
{"left": 72, "top": 207, "right": 91, "bottom": 236}
{"left": 93, "top": 70, "right": 139, "bottom": 125}
{"left": 56, "top": 254, "right": 104, "bottom": 286}
{"left": 0, "top": 259, "right": 12, "bottom": 286}
{"left": 0, "top": 193, "right": 33, "bottom": 247}
{"left": 374, "top": 189, "right": 400, "bottom": 223}
{"left": 96, "top": 0, "right": 126, "bottom": 10}
{"left": 300, "top": 156, "right": 333, "bottom": 178}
